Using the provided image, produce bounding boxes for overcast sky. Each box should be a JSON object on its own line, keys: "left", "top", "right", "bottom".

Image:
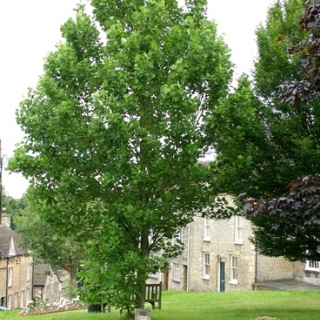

{"left": 0, "top": 0, "right": 276, "bottom": 199}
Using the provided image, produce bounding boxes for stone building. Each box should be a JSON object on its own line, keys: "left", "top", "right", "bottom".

{"left": 33, "top": 264, "right": 69, "bottom": 303}
{"left": 148, "top": 197, "right": 317, "bottom": 292}
{"left": 163, "top": 214, "right": 294, "bottom": 292}
{"left": 0, "top": 209, "right": 71, "bottom": 309}
{"left": 0, "top": 210, "right": 33, "bottom": 309}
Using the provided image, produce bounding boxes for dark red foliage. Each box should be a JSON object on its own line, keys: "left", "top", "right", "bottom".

{"left": 280, "top": 0, "right": 320, "bottom": 106}
{"left": 244, "top": 175, "right": 320, "bottom": 261}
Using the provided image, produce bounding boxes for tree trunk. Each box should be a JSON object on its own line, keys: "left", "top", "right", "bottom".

{"left": 137, "top": 229, "right": 149, "bottom": 308}
{"left": 64, "top": 264, "right": 78, "bottom": 298}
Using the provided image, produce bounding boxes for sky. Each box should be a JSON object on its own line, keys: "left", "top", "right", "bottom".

{"left": 0, "top": 0, "right": 276, "bottom": 199}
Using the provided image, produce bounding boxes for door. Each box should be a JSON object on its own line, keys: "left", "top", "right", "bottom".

{"left": 219, "top": 262, "right": 225, "bottom": 292}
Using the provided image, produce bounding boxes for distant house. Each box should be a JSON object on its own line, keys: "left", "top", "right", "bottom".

{"left": 148, "top": 197, "right": 314, "bottom": 292}
{"left": 0, "top": 208, "right": 71, "bottom": 309}
{"left": 33, "top": 263, "right": 69, "bottom": 303}
{"left": 0, "top": 209, "right": 33, "bottom": 309}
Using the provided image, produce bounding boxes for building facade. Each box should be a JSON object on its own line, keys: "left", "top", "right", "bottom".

{"left": 164, "top": 214, "right": 294, "bottom": 292}
{"left": 148, "top": 196, "right": 316, "bottom": 292}
{"left": 33, "top": 264, "right": 69, "bottom": 303}
{"left": 0, "top": 211, "right": 33, "bottom": 309}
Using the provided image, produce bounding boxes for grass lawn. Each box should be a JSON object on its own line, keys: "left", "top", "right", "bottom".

{"left": 2, "top": 290, "right": 320, "bottom": 320}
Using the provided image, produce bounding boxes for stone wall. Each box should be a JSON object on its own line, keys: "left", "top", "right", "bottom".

{"left": 256, "top": 255, "right": 294, "bottom": 282}
{"left": 6, "top": 255, "right": 33, "bottom": 309}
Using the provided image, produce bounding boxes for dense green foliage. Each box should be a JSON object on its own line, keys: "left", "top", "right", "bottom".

{"left": 8, "top": 0, "right": 232, "bottom": 314}
{"left": 210, "top": 0, "right": 320, "bottom": 199}
{"left": 280, "top": 0, "right": 320, "bottom": 106}
{"left": 208, "top": 0, "right": 320, "bottom": 262}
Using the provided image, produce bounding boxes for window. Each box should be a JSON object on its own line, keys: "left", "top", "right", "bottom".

{"left": 230, "top": 256, "right": 238, "bottom": 284}
{"left": 149, "top": 229, "right": 154, "bottom": 245}
{"left": 149, "top": 271, "right": 159, "bottom": 279}
{"left": 203, "top": 253, "right": 210, "bottom": 279}
{"left": 8, "top": 268, "right": 13, "bottom": 287}
{"left": 173, "top": 263, "right": 180, "bottom": 282}
{"left": 27, "top": 264, "right": 31, "bottom": 281}
{"left": 306, "top": 260, "right": 320, "bottom": 271}
{"left": 26, "top": 289, "right": 30, "bottom": 306}
{"left": 203, "top": 218, "right": 211, "bottom": 241}
{"left": 14, "top": 293, "right": 18, "bottom": 309}
{"left": 50, "top": 273, "right": 54, "bottom": 284}
{"left": 20, "top": 291, "right": 24, "bottom": 308}
{"left": 234, "top": 216, "right": 244, "bottom": 244}
{"left": 7, "top": 295, "right": 12, "bottom": 310}
{"left": 173, "top": 228, "right": 184, "bottom": 245}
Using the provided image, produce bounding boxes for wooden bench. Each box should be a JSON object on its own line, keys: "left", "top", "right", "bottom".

{"left": 104, "top": 282, "right": 162, "bottom": 312}
{"left": 145, "top": 282, "right": 162, "bottom": 310}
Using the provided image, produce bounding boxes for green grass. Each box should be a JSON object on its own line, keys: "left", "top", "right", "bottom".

{"left": 2, "top": 290, "right": 320, "bottom": 320}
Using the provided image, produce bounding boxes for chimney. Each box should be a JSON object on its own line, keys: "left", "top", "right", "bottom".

{"left": 1, "top": 208, "right": 11, "bottom": 228}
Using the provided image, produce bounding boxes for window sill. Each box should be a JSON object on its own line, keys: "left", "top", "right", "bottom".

{"left": 234, "top": 241, "right": 243, "bottom": 245}
{"left": 172, "top": 279, "right": 180, "bottom": 283}
{"left": 305, "top": 269, "right": 320, "bottom": 272}
{"left": 203, "top": 238, "right": 211, "bottom": 242}
{"left": 202, "top": 276, "right": 210, "bottom": 280}
{"left": 229, "top": 280, "right": 238, "bottom": 285}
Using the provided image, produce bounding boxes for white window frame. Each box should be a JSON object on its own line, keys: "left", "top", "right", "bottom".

{"left": 305, "top": 260, "right": 320, "bottom": 271}
{"left": 173, "top": 228, "right": 184, "bottom": 245}
{"left": 203, "top": 218, "right": 211, "bottom": 241}
{"left": 27, "top": 263, "right": 31, "bottom": 281}
{"left": 230, "top": 256, "right": 238, "bottom": 284}
{"left": 26, "top": 289, "right": 30, "bottom": 306}
{"left": 8, "top": 267, "right": 13, "bottom": 287}
{"left": 149, "top": 229, "right": 154, "bottom": 245}
{"left": 173, "top": 263, "right": 180, "bottom": 282}
{"left": 14, "top": 293, "right": 18, "bottom": 309}
{"left": 234, "top": 216, "right": 244, "bottom": 244}
{"left": 149, "top": 271, "right": 159, "bottom": 279}
{"left": 203, "top": 253, "right": 210, "bottom": 279}
{"left": 7, "top": 295, "right": 12, "bottom": 310}
{"left": 20, "top": 291, "right": 24, "bottom": 308}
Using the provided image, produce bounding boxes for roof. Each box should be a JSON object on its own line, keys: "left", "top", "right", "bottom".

{"left": 33, "top": 264, "right": 51, "bottom": 286}
{"left": 0, "top": 224, "right": 28, "bottom": 258}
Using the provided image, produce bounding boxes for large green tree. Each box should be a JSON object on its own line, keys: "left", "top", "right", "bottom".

{"left": 210, "top": 0, "right": 320, "bottom": 199}
{"left": 9, "top": 0, "right": 232, "bottom": 313}
{"left": 209, "top": 0, "right": 320, "bottom": 263}
{"left": 245, "top": 0, "right": 320, "bottom": 262}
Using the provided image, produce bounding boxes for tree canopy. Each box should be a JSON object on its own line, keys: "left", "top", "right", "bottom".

{"left": 206, "top": 0, "right": 320, "bottom": 263}
{"left": 280, "top": 0, "right": 320, "bottom": 106}
{"left": 210, "top": 0, "right": 320, "bottom": 199}
{"left": 244, "top": 175, "right": 320, "bottom": 261}
{"left": 8, "top": 0, "right": 233, "bottom": 313}
{"left": 243, "top": 0, "right": 320, "bottom": 262}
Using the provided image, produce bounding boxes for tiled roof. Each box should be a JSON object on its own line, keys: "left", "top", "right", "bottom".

{"left": 0, "top": 224, "right": 28, "bottom": 258}
{"left": 33, "top": 264, "right": 51, "bottom": 286}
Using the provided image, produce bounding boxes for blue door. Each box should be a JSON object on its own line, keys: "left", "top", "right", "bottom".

{"left": 220, "top": 262, "right": 225, "bottom": 292}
